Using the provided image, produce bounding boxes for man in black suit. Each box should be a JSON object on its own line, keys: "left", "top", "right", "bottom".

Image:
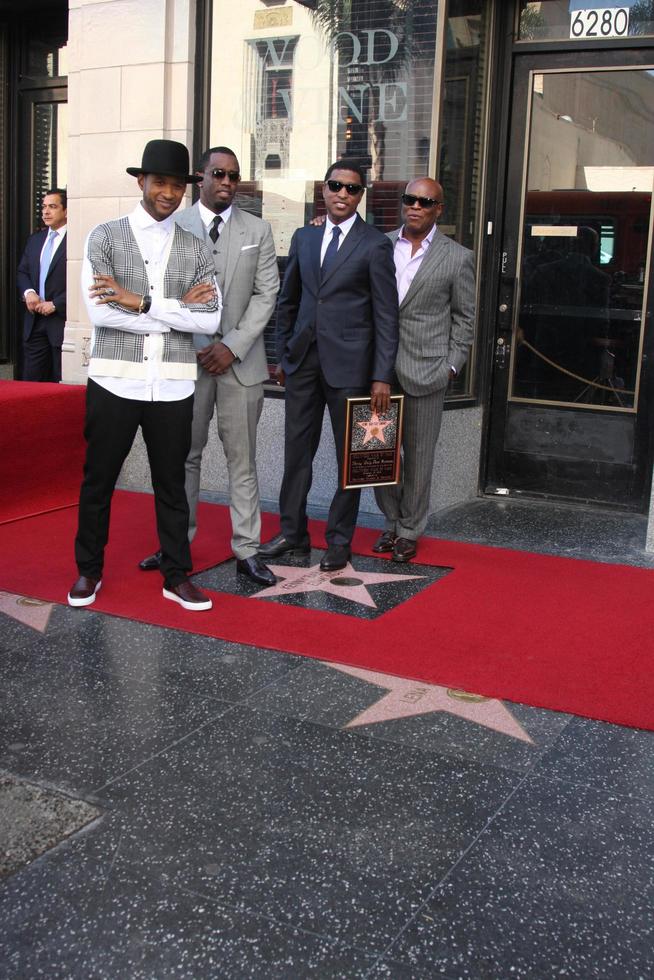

{"left": 259, "top": 162, "right": 399, "bottom": 572}
{"left": 17, "top": 188, "right": 68, "bottom": 382}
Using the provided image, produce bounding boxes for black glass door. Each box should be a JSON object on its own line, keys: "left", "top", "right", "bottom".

{"left": 485, "top": 49, "right": 654, "bottom": 510}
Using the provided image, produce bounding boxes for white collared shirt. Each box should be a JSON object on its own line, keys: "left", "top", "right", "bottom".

{"left": 198, "top": 201, "right": 232, "bottom": 234}
{"left": 393, "top": 223, "right": 436, "bottom": 304}
{"left": 393, "top": 223, "right": 457, "bottom": 375}
{"left": 82, "top": 202, "right": 221, "bottom": 402}
{"left": 320, "top": 212, "right": 358, "bottom": 265}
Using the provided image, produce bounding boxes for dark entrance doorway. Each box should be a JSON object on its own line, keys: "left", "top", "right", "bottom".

{"left": 485, "top": 49, "right": 654, "bottom": 510}
{"left": 0, "top": 0, "right": 67, "bottom": 377}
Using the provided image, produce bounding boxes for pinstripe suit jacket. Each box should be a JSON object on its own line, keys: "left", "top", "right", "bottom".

{"left": 387, "top": 226, "right": 476, "bottom": 396}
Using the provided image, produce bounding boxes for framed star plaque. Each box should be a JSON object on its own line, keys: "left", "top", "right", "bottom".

{"left": 342, "top": 394, "right": 404, "bottom": 490}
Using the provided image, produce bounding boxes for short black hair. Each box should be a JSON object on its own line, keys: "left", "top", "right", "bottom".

{"left": 45, "top": 187, "right": 67, "bottom": 208}
{"left": 324, "top": 160, "right": 366, "bottom": 188}
{"left": 196, "top": 146, "right": 240, "bottom": 172}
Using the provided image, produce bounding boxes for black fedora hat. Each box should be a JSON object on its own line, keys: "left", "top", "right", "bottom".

{"left": 126, "top": 139, "right": 201, "bottom": 184}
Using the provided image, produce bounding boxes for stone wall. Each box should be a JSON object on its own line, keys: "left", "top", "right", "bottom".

{"left": 63, "top": 0, "right": 197, "bottom": 383}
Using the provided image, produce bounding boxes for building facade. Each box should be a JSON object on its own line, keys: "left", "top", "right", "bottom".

{"left": 2, "top": 0, "right": 654, "bottom": 536}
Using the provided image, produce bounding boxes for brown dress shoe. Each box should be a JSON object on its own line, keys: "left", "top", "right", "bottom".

{"left": 372, "top": 530, "right": 396, "bottom": 553}
{"left": 163, "top": 579, "right": 213, "bottom": 611}
{"left": 393, "top": 537, "right": 417, "bottom": 563}
{"left": 68, "top": 576, "right": 102, "bottom": 607}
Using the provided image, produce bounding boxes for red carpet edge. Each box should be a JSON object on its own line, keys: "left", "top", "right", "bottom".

{"left": 0, "top": 490, "right": 653, "bottom": 731}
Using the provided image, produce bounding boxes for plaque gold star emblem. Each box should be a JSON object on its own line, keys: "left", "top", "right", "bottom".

{"left": 356, "top": 411, "right": 394, "bottom": 445}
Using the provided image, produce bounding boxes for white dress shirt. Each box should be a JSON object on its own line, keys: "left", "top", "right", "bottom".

{"left": 320, "top": 212, "right": 358, "bottom": 265}
{"left": 394, "top": 223, "right": 457, "bottom": 375}
{"left": 82, "top": 202, "right": 221, "bottom": 402}
{"left": 393, "top": 223, "right": 436, "bottom": 303}
{"left": 198, "top": 201, "right": 232, "bottom": 233}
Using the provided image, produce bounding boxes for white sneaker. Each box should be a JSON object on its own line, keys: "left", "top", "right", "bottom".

{"left": 163, "top": 580, "right": 213, "bottom": 611}
{"left": 67, "top": 577, "right": 102, "bottom": 607}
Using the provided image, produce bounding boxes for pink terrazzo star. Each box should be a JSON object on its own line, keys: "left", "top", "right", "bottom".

{"left": 253, "top": 561, "right": 424, "bottom": 608}
{"left": 325, "top": 663, "right": 533, "bottom": 742}
{"left": 0, "top": 591, "right": 53, "bottom": 632}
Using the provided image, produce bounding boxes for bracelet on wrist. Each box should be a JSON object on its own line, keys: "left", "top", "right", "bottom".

{"left": 138, "top": 294, "right": 152, "bottom": 315}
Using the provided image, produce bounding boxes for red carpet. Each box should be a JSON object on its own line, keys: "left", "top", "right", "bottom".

{"left": 0, "top": 380, "right": 86, "bottom": 524}
{"left": 0, "top": 491, "right": 653, "bottom": 731}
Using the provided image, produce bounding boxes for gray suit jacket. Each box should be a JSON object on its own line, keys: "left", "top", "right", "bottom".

{"left": 175, "top": 203, "right": 279, "bottom": 386}
{"left": 388, "top": 227, "right": 476, "bottom": 396}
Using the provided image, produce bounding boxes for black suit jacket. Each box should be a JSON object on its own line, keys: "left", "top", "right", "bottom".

{"left": 276, "top": 216, "right": 399, "bottom": 388}
{"left": 17, "top": 228, "right": 67, "bottom": 346}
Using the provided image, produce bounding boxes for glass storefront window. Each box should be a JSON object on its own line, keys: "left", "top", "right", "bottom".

{"left": 208, "top": 0, "right": 490, "bottom": 393}
{"left": 440, "top": 0, "right": 490, "bottom": 394}
{"left": 31, "top": 101, "right": 68, "bottom": 231}
{"left": 519, "top": 1, "right": 654, "bottom": 42}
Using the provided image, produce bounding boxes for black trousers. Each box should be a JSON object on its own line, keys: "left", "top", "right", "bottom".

{"left": 74, "top": 380, "right": 193, "bottom": 588}
{"left": 280, "top": 342, "right": 368, "bottom": 547}
{"left": 23, "top": 318, "right": 62, "bottom": 383}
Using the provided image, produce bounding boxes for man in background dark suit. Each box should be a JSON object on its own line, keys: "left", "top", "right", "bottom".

{"left": 259, "top": 161, "right": 399, "bottom": 572}
{"left": 17, "top": 188, "right": 68, "bottom": 382}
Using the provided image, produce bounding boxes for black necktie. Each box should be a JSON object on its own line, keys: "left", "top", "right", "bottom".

{"left": 321, "top": 226, "right": 341, "bottom": 279}
{"left": 209, "top": 215, "right": 222, "bottom": 243}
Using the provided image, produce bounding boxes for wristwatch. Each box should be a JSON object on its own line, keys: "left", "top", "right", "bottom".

{"left": 138, "top": 294, "right": 152, "bottom": 315}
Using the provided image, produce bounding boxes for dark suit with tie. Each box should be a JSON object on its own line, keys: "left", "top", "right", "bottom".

{"left": 276, "top": 215, "right": 399, "bottom": 547}
{"left": 17, "top": 228, "right": 67, "bottom": 382}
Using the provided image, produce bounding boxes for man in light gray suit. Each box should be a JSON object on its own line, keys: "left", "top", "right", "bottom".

{"left": 140, "top": 146, "right": 280, "bottom": 585}
{"left": 373, "top": 177, "right": 475, "bottom": 562}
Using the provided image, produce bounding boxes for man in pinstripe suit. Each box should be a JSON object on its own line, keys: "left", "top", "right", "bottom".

{"left": 373, "top": 177, "right": 476, "bottom": 563}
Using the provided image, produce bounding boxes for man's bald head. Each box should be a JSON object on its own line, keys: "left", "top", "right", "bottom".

{"left": 401, "top": 177, "right": 444, "bottom": 241}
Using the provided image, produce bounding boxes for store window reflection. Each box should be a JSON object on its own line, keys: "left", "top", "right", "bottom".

{"left": 209, "top": 0, "right": 489, "bottom": 392}
{"left": 512, "top": 69, "right": 654, "bottom": 411}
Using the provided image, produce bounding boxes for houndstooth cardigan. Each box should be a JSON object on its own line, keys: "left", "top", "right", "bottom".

{"left": 87, "top": 217, "right": 218, "bottom": 380}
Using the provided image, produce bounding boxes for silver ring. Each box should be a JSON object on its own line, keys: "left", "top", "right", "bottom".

{"left": 105, "top": 288, "right": 116, "bottom": 297}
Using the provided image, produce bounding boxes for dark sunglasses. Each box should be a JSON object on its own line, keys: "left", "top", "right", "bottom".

{"left": 401, "top": 193, "right": 443, "bottom": 208}
{"left": 210, "top": 168, "right": 241, "bottom": 182}
{"left": 326, "top": 179, "right": 364, "bottom": 195}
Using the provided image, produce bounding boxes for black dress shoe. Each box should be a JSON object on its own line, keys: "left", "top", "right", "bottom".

{"left": 393, "top": 537, "right": 417, "bottom": 562}
{"left": 319, "top": 545, "right": 351, "bottom": 572}
{"left": 139, "top": 550, "right": 162, "bottom": 571}
{"left": 372, "top": 530, "right": 396, "bottom": 553}
{"left": 258, "top": 534, "right": 310, "bottom": 559}
{"left": 236, "top": 556, "right": 276, "bottom": 587}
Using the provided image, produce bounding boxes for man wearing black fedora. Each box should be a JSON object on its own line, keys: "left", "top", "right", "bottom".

{"left": 67, "top": 139, "right": 222, "bottom": 612}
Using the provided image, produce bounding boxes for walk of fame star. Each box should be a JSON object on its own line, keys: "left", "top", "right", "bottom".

{"left": 324, "top": 663, "right": 533, "bottom": 742}
{"left": 0, "top": 590, "right": 53, "bottom": 632}
{"left": 356, "top": 411, "right": 393, "bottom": 445}
{"left": 253, "top": 561, "right": 424, "bottom": 608}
